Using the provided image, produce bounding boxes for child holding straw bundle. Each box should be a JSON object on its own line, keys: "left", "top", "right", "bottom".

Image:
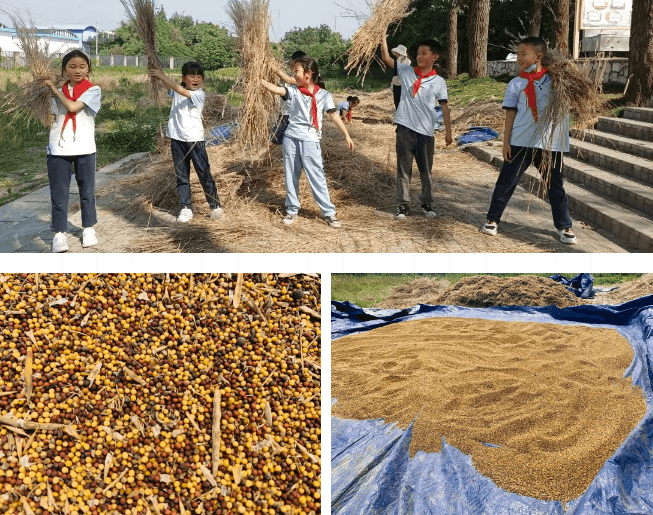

{"left": 261, "top": 57, "right": 354, "bottom": 228}
{"left": 480, "top": 37, "right": 576, "bottom": 245}
{"left": 271, "top": 50, "right": 307, "bottom": 144}
{"left": 380, "top": 35, "right": 452, "bottom": 220}
{"left": 43, "top": 50, "right": 101, "bottom": 253}
{"left": 339, "top": 96, "right": 360, "bottom": 124}
{"left": 149, "top": 62, "right": 222, "bottom": 223}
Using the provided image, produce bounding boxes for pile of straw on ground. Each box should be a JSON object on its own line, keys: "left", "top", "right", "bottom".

{"left": 597, "top": 274, "right": 653, "bottom": 304}
{"left": 226, "top": 0, "right": 282, "bottom": 153}
{"left": 375, "top": 277, "right": 451, "bottom": 308}
{"left": 436, "top": 275, "right": 580, "bottom": 308}
{"left": 345, "top": 0, "right": 415, "bottom": 82}
{"left": 2, "top": 13, "right": 61, "bottom": 127}
{"left": 121, "top": 0, "right": 162, "bottom": 100}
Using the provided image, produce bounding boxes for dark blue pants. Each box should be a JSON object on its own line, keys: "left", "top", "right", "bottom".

{"left": 47, "top": 153, "right": 97, "bottom": 233}
{"left": 396, "top": 124, "right": 434, "bottom": 205}
{"left": 486, "top": 145, "right": 573, "bottom": 230}
{"left": 171, "top": 139, "right": 220, "bottom": 209}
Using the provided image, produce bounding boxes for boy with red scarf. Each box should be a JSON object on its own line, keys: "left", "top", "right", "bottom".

{"left": 44, "top": 50, "right": 101, "bottom": 253}
{"left": 481, "top": 37, "right": 576, "bottom": 244}
{"left": 381, "top": 35, "right": 452, "bottom": 220}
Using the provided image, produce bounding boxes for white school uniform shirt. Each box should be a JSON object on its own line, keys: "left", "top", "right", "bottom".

{"left": 48, "top": 84, "right": 101, "bottom": 156}
{"left": 394, "top": 62, "right": 448, "bottom": 137}
{"left": 502, "top": 74, "right": 569, "bottom": 152}
{"left": 282, "top": 85, "right": 336, "bottom": 142}
{"left": 338, "top": 101, "right": 350, "bottom": 113}
{"left": 166, "top": 88, "right": 206, "bottom": 142}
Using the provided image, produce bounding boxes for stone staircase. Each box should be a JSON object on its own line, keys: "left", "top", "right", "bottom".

{"left": 468, "top": 102, "right": 653, "bottom": 252}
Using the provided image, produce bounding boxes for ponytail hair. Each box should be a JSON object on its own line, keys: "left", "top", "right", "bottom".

{"left": 346, "top": 95, "right": 360, "bottom": 106}
{"left": 298, "top": 57, "right": 325, "bottom": 89}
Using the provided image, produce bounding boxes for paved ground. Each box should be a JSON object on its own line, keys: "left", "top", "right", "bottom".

{"left": 0, "top": 143, "right": 636, "bottom": 254}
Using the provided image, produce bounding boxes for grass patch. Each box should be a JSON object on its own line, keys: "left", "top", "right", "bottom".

{"left": 332, "top": 273, "right": 642, "bottom": 307}
{"left": 446, "top": 74, "right": 507, "bottom": 108}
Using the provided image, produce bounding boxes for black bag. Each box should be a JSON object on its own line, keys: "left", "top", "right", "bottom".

{"left": 270, "top": 115, "right": 290, "bottom": 145}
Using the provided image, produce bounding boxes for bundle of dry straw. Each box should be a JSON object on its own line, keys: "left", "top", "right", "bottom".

{"left": 2, "top": 13, "right": 62, "bottom": 127}
{"left": 226, "top": 0, "right": 282, "bottom": 153}
{"left": 533, "top": 50, "right": 607, "bottom": 192}
{"left": 345, "top": 0, "right": 414, "bottom": 82}
{"left": 121, "top": 0, "right": 163, "bottom": 100}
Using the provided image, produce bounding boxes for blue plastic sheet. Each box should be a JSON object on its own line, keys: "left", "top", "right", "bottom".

{"left": 331, "top": 297, "right": 653, "bottom": 515}
{"left": 549, "top": 273, "right": 595, "bottom": 298}
{"left": 456, "top": 126, "right": 499, "bottom": 146}
{"left": 206, "top": 124, "right": 236, "bottom": 146}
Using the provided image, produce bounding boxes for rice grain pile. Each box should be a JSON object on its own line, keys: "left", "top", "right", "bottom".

{"left": 226, "top": 0, "right": 282, "bottom": 152}
{"left": 120, "top": 0, "right": 163, "bottom": 101}
{"left": 332, "top": 317, "right": 647, "bottom": 501}
{"left": 435, "top": 275, "right": 580, "bottom": 308}
{"left": 374, "top": 277, "right": 450, "bottom": 308}
{"left": 2, "top": 13, "right": 61, "bottom": 127}
{"left": 345, "top": 0, "right": 415, "bottom": 82}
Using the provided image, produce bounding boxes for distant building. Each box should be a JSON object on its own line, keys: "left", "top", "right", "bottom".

{"left": 0, "top": 25, "right": 97, "bottom": 57}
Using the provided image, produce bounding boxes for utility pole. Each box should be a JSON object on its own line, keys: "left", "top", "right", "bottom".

{"left": 95, "top": 21, "right": 99, "bottom": 66}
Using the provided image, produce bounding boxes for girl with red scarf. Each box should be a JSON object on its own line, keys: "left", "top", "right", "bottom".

{"left": 339, "top": 96, "right": 360, "bottom": 124}
{"left": 44, "top": 50, "right": 101, "bottom": 253}
{"left": 481, "top": 37, "right": 576, "bottom": 245}
{"left": 261, "top": 57, "right": 354, "bottom": 228}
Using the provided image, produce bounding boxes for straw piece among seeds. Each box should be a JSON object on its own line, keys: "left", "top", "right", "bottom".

{"left": 345, "top": 0, "right": 415, "bottom": 82}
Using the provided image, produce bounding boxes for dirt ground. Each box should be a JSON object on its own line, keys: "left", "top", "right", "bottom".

{"left": 86, "top": 88, "right": 624, "bottom": 253}
{"left": 374, "top": 274, "right": 653, "bottom": 309}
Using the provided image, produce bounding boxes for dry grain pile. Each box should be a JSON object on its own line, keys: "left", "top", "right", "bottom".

{"left": 600, "top": 274, "right": 653, "bottom": 304}
{"left": 435, "top": 275, "right": 580, "bottom": 308}
{"left": 331, "top": 317, "right": 646, "bottom": 501}
{"left": 374, "top": 277, "right": 450, "bottom": 308}
{"left": 0, "top": 273, "right": 321, "bottom": 514}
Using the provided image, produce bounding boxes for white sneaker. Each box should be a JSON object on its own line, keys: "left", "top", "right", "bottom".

{"left": 481, "top": 220, "right": 498, "bottom": 236}
{"left": 559, "top": 228, "right": 577, "bottom": 245}
{"left": 282, "top": 213, "right": 297, "bottom": 225}
{"left": 82, "top": 227, "right": 98, "bottom": 247}
{"left": 210, "top": 206, "right": 223, "bottom": 220}
{"left": 177, "top": 207, "right": 193, "bottom": 223}
{"left": 52, "top": 232, "right": 68, "bottom": 253}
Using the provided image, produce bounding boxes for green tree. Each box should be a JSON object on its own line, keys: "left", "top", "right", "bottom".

{"left": 281, "top": 24, "right": 348, "bottom": 70}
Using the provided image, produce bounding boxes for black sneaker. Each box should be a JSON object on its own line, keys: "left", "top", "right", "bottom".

{"left": 395, "top": 204, "right": 410, "bottom": 220}
{"left": 325, "top": 214, "right": 342, "bottom": 228}
{"left": 421, "top": 203, "right": 436, "bottom": 218}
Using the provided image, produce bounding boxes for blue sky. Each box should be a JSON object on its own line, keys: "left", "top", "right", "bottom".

{"left": 0, "top": 0, "right": 369, "bottom": 41}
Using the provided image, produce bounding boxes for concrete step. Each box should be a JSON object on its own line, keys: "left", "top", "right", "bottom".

{"left": 466, "top": 145, "right": 653, "bottom": 252}
{"left": 596, "top": 116, "right": 653, "bottom": 142}
{"left": 624, "top": 106, "right": 653, "bottom": 123}
{"left": 572, "top": 128, "right": 653, "bottom": 161}
{"left": 568, "top": 137, "right": 653, "bottom": 186}
{"left": 563, "top": 153, "right": 653, "bottom": 217}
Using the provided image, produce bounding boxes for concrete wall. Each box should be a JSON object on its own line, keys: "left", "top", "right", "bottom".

{"left": 487, "top": 58, "right": 629, "bottom": 84}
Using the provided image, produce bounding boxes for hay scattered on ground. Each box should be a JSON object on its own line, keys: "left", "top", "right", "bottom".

{"left": 121, "top": 0, "right": 163, "bottom": 101}
{"left": 375, "top": 277, "right": 451, "bottom": 308}
{"left": 436, "top": 275, "right": 580, "bottom": 308}
{"left": 227, "top": 0, "right": 282, "bottom": 153}
{"left": 345, "top": 0, "right": 415, "bottom": 82}
{"left": 596, "top": 274, "right": 653, "bottom": 304}
{"left": 332, "top": 317, "right": 647, "bottom": 501}
{"left": 2, "top": 13, "right": 61, "bottom": 127}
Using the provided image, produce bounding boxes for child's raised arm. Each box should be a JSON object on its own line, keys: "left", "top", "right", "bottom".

{"left": 149, "top": 69, "right": 191, "bottom": 98}
{"left": 328, "top": 110, "right": 354, "bottom": 151}
{"left": 380, "top": 32, "right": 395, "bottom": 69}
{"left": 274, "top": 67, "right": 296, "bottom": 86}
{"left": 261, "top": 79, "right": 287, "bottom": 97}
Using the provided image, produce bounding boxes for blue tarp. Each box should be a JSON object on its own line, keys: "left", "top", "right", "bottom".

{"left": 331, "top": 297, "right": 653, "bottom": 515}
{"left": 549, "top": 273, "right": 595, "bottom": 298}
{"left": 456, "top": 126, "right": 499, "bottom": 146}
{"left": 206, "top": 124, "right": 236, "bottom": 146}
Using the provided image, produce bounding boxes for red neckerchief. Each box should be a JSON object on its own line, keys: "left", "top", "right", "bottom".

{"left": 298, "top": 85, "right": 320, "bottom": 131}
{"left": 60, "top": 79, "right": 95, "bottom": 138}
{"left": 347, "top": 109, "right": 352, "bottom": 122}
{"left": 413, "top": 67, "right": 437, "bottom": 97}
{"left": 519, "top": 68, "right": 547, "bottom": 122}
